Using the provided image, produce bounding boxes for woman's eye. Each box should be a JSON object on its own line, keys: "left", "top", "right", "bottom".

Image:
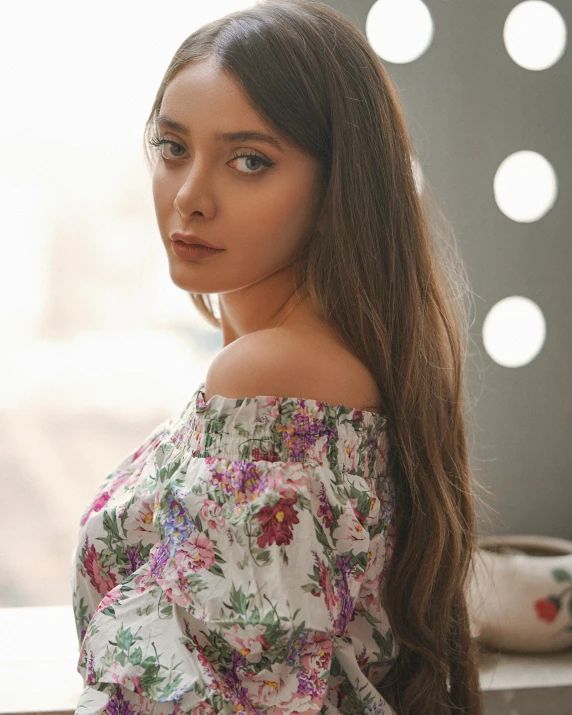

{"left": 148, "top": 136, "right": 186, "bottom": 159}
{"left": 229, "top": 151, "right": 274, "bottom": 175}
{"left": 148, "top": 136, "right": 274, "bottom": 176}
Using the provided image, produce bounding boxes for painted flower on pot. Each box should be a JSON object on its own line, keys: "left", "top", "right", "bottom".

{"left": 534, "top": 566, "right": 572, "bottom": 631}
{"left": 535, "top": 595, "right": 561, "bottom": 623}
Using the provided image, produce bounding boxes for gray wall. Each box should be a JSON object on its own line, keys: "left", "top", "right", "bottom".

{"left": 329, "top": 0, "right": 572, "bottom": 539}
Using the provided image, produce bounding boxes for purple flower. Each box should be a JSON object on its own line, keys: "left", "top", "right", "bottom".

{"left": 317, "top": 482, "right": 335, "bottom": 528}
{"left": 148, "top": 542, "right": 169, "bottom": 579}
{"left": 105, "top": 686, "right": 137, "bottom": 715}
{"left": 229, "top": 461, "right": 268, "bottom": 499}
{"left": 277, "top": 406, "right": 336, "bottom": 461}
{"left": 332, "top": 553, "right": 356, "bottom": 635}
{"left": 296, "top": 670, "right": 324, "bottom": 697}
{"left": 86, "top": 650, "right": 96, "bottom": 684}
{"left": 285, "top": 630, "right": 310, "bottom": 667}
{"left": 222, "top": 651, "right": 261, "bottom": 712}
{"left": 155, "top": 487, "right": 200, "bottom": 563}
{"left": 124, "top": 544, "right": 144, "bottom": 576}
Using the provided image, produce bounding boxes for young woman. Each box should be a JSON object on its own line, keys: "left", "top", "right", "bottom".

{"left": 72, "top": 1, "right": 484, "bottom": 713}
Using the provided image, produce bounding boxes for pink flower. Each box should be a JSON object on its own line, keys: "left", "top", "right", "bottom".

{"left": 199, "top": 499, "right": 225, "bottom": 533}
{"left": 261, "top": 396, "right": 282, "bottom": 420}
{"left": 95, "top": 587, "right": 122, "bottom": 614}
{"left": 93, "top": 492, "right": 111, "bottom": 512}
{"left": 332, "top": 511, "right": 369, "bottom": 554}
{"left": 156, "top": 561, "right": 197, "bottom": 609}
{"left": 301, "top": 631, "right": 332, "bottom": 674}
{"left": 83, "top": 543, "right": 117, "bottom": 594}
{"left": 338, "top": 431, "right": 362, "bottom": 473}
{"left": 224, "top": 623, "right": 270, "bottom": 663}
{"left": 317, "top": 559, "right": 337, "bottom": 611}
{"left": 265, "top": 466, "right": 302, "bottom": 491}
{"left": 107, "top": 661, "right": 145, "bottom": 694}
{"left": 134, "top": 501, "right": 155, "bottom": 531}
{"left": 242, "top": 662, "right": 298, "bottom": 708}
{"left": 174, "top": 532, "right": 216, "bottom": 574}
{"left": 80, "top": 491, "right": 111, "bottom": 526}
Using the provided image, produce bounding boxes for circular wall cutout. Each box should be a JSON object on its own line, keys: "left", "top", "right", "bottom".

{"left": 482, "top": 296, "right": 546, "bottom": 368}
{"left": 366, "top": 0, "right": 434, "bottom": 64}
{"left": 504, "top": 1, "right": 567, "bottom": 71}
{"left": 494, "top": 151, "right": 557, "bottom": 223}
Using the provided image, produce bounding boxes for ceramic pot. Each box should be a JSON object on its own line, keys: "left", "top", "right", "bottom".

{"left": 465, "top": 534, "right": 572, "bottom": 653}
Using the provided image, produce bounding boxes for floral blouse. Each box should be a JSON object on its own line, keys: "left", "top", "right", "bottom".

{"left": 71, "top": 380, "right": 399, "bottom": 715}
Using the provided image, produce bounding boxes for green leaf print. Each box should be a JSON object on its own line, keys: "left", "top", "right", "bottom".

{"left": 140, "top": 656, "right": 162, "bottom": 669}
{"left": 313, "top": 515, "right": 333, "bottom": 551}
{"left": 237, "top": 552, "right": 251, "bottom": 569}
{"left": 245, "top": 604, "right": 262, "bottom": 626}
{"left": 354, "top": 485, "right": 373, "bottom": 521}
{"left": 187, "top": 510, "right": 200, "bottom": 532}
{"left": 101, "top": 649, "right": 118, "bottom": 669}
{"left": 136, "top": 603, "right": 154, "bottom": 617}
{"left": 119, "top": 493, "right": 136, "bottom": 535}
{"left": 138, "top": 660, "right": 166, "bottom": 692}
{"left": 157, "top": 588, "right": 174, "bottom": 620}
{"left": 369, "top": 515, "right": 387, "bottom": 538}
{"left": 226, "top": 583, "right": 250, "bottom": 615}
{"left": 114, "top": 624, "right": 140, "bottom": 652}
{"left": 102, "top": 509, "right": 122, "bottom": 547}
{"left": 250, "top": 547, "right": 271, "bottom": 564}
{"left": 184, "top": 573, "right": 210, "bottom": 593}
{"left": 128, "top": 646, "right": 143, "bottom": 665}
{"left": 156, "top": 453, "right": 185, "bottom": 486}
{"left": 73, "top": 596, "right": 89, "bottom": 636}
{"left": 296, "top": 491, "right": 311, "bottom": 510}
{"left": 209, "top": 562, "right": 226, "bottom": 578}
{"left": 552, "top": 568, "right": 571, "bottom": 583}
{"left": 351, "top": 550, "right": 370, "bottom": 575}
{"left": 160, "top": 673, "right": 186, "bottom": 699}
{"left": 331, "top": 501, "right": 343, "bottom": 523}
{"left": 372, "top": 627, "right": 394, "bottom": 660}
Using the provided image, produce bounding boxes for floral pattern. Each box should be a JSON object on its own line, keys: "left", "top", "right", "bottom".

{"left": 72, "top": 381, "right": 399, "bottom": 714}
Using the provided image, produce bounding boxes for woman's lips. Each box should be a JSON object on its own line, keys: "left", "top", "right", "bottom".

{"left": 171, "top": 241, "right": 225, "bottom": 261}
{"left": 170, "top": 232, "right": 223, "bottom": 249}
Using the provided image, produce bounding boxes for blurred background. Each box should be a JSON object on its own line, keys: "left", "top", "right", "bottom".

{"left": 1, "top": 0, "right": 570, "bottom": 617}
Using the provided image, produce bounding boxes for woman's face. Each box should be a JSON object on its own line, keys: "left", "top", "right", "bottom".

{"left": 151, "top": 56, "right": 323, "bottom": 297}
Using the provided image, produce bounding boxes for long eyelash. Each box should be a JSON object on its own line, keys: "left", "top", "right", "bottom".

{"left": 147, "top": 135, "right": 274, "bottom": 171}
{"left": 148, "top": 136, "right": 181, "bottom": 152}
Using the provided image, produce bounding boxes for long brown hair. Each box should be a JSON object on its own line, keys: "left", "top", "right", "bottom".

{"left": 143, "top": 1, "right": 489, "bottom": 711}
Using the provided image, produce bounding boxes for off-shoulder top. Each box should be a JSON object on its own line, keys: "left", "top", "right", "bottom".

{"left": 71, "top": 380, "right": 399, "bottom": 715}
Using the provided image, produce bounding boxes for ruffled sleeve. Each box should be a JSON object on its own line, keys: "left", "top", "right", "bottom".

{"left": 77, "top": 414, "right": 176, "bottom": 531}
{"left": 74, "top": 386, "right": 396, "bottom": 715}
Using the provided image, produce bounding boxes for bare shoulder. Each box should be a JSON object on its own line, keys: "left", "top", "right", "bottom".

{"left": 204, "top": 327, "right": 382, "bottom": 413}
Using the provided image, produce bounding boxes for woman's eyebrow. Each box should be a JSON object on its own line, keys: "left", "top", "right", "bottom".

{"left": 155, "top": 115, "right": 285, "bottom": 153}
